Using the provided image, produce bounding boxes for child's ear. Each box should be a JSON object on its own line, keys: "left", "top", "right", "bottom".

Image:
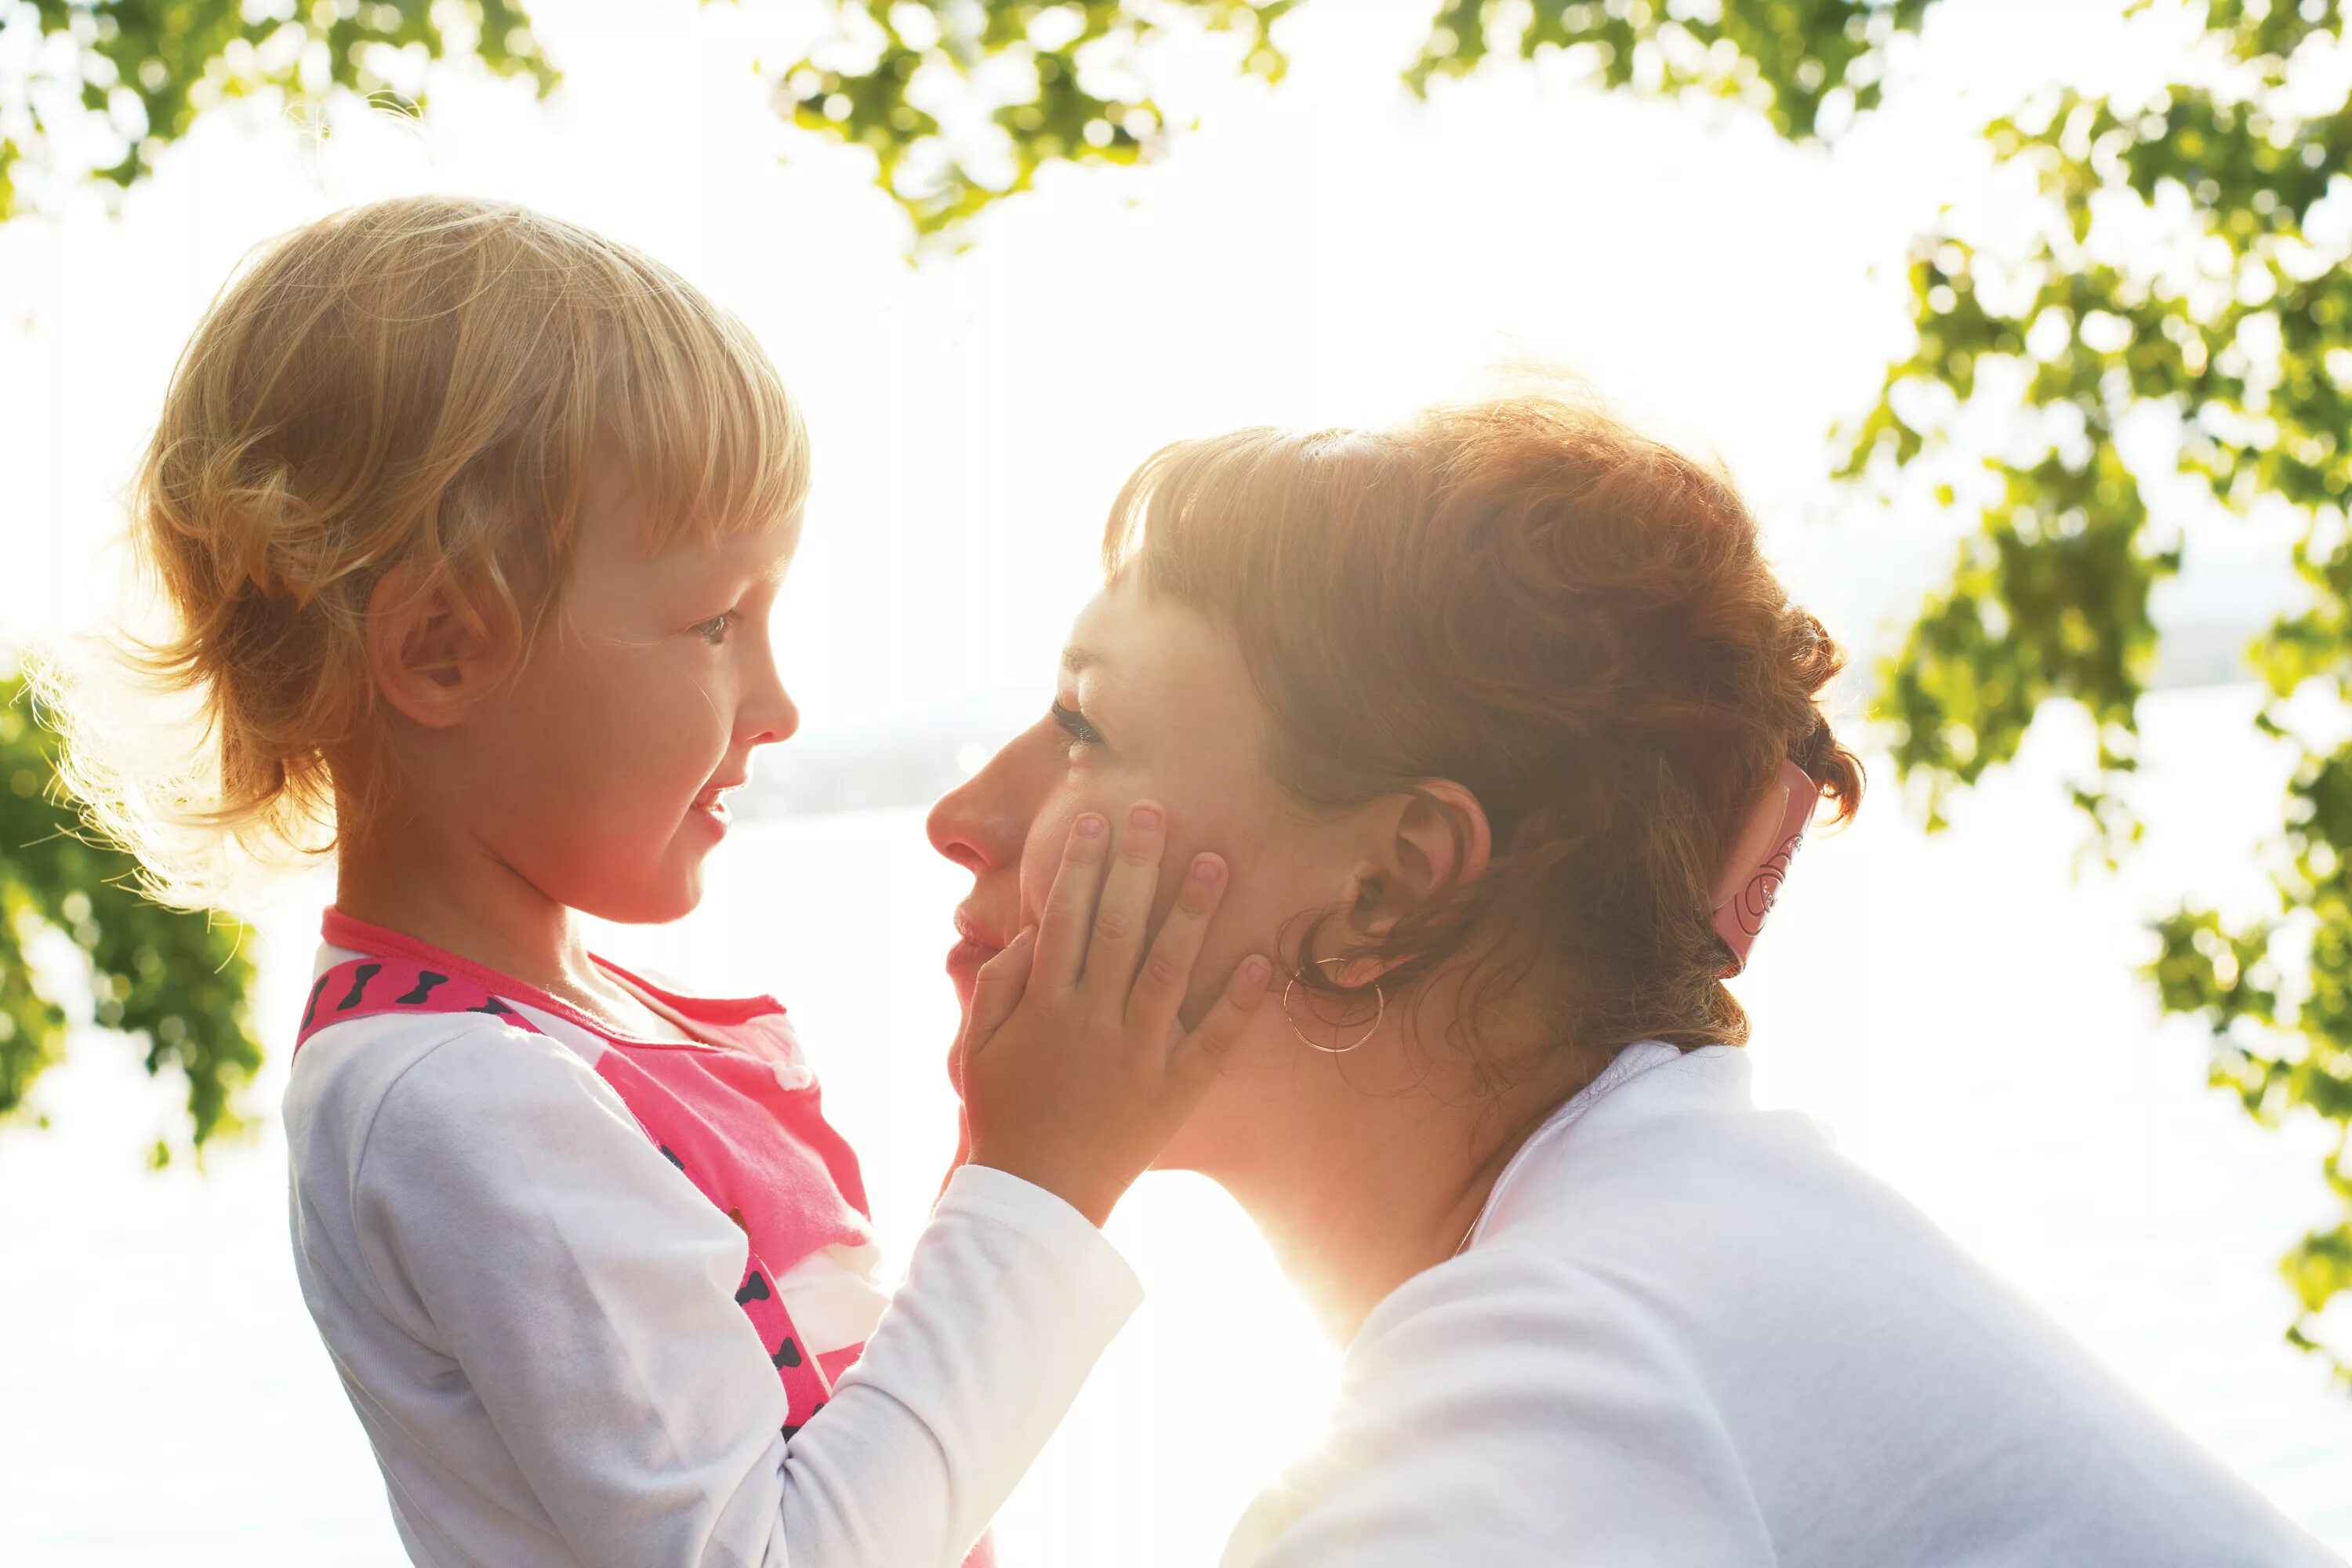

{"left": 1344, "top": 780, "right": 1494, "bottom": 949}
{"left": 365, "top": 565, "right": 500, "bottom": 728}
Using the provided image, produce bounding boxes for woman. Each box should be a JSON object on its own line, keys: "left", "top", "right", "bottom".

{"left": 927, "top": 393, "right": 2336, "bottom": 1565}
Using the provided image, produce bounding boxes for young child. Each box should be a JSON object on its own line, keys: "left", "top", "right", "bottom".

{"left": 73, "top": 195, "right": 1272, "bottom": 1566}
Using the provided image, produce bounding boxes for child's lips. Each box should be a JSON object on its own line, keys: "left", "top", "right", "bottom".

{"left": 691, "top": 778, "right": 746, "bottom": 827}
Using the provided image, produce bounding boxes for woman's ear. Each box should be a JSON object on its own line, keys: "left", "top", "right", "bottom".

{"left": 1348, "top": 780, "right": 1493, "bottom": 945}
{"left": 365, "top": 565, "right": 500, "bottom": 729}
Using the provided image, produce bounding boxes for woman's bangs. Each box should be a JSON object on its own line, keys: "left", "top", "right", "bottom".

{"left": 1100, "top": 428, "right": 1299, "bottom": 599}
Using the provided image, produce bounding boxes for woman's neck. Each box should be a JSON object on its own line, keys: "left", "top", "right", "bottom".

{"left": 1218, "top": 1033, "right": 1594, "bottom": 1343}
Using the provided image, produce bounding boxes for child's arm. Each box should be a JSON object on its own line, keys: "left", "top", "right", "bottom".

{"left": 782, "top": 800, "right": 1270, "bottom": 1557}
{"left": 337, "top": 802, "right": 1262, "bottom": 1567}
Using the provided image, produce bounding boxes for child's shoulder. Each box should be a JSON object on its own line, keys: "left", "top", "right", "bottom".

{"left": 283, "top": 980, "right": 620, "bottom": 1178}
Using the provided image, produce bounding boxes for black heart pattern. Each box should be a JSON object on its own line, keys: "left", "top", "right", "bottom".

{"left": 771, "top": 1337, "right": 802, "bottom": 1370}
{"left": 735, "top": 1272, "right": 771, "bottom": 1305}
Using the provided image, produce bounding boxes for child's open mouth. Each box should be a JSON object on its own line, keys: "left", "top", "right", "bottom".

{"left": 691, "top": 779, "right": 743, "bottom": 832}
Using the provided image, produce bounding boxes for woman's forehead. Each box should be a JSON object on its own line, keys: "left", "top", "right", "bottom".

{"left": 1065, "top": 579, "right": 1224, "bottom": 669}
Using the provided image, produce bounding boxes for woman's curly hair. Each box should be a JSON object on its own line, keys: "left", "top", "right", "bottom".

{"left": 1102, "top": 390, "right": 1862, "bottom": 1066}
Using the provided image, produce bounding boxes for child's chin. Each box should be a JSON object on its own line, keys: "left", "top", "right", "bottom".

{"left": 596, "top": 866, "right": 706, "bottom": 926}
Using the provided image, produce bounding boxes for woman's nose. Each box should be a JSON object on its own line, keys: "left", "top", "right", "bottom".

{"left": 927, "top": 726, "right": 1051, "bottom": 873}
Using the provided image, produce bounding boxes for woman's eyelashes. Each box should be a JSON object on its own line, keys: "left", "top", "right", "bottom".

{"left": 1051, "top": 699, "right": 1102, "bottom": 754}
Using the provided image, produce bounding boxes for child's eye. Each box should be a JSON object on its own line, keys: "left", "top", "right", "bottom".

{"left": 695, "top": 611, "right": 742, "bottom": 646}
{"left": 1051, "top": 700, "right": 1102, "bottom": 753}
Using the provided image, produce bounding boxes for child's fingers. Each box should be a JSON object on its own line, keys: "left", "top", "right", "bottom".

{"left": 1167, "top": 953, "right": 1273, "bottom": 1092}
{"left": 1083, "top": 801, "right": 1166, "bottom": 989}
{"left": 1032, "top": 815, "right": 1109, "bottom": 989}
{"left": 961, "top": 926, "right": 1037, "bottom": 1061}
{"left": 1127, "top": 851, "right": 1226, "bottom": 1032}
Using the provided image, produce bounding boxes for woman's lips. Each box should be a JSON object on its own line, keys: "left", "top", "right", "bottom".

{"left": 947, "top": 912, "right": 1007, "bottom": 980}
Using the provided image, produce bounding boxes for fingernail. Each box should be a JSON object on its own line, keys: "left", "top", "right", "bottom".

{"left": 1075, "top": 813, "right": 1105, "bottom": 838}
{"left": 1242, "top": 955, "right": 1271, "bottom": 985}
{"left": 1191, "top": 855, "right": 1224, "bottom": 884}
{"left": 1129, "top": 803, "right": 1163, "bottom": 831}
{"left": 1013, "top": 924, "right": 1036, "bottom": 945}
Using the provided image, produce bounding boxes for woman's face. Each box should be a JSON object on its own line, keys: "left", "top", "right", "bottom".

{"left": 927, "top": 576, "right": 1365, "bottom": 1173}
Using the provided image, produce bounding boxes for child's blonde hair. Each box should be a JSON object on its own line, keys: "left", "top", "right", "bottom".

{"left": 51, "top": 194, "right": 807, "bottom": 907}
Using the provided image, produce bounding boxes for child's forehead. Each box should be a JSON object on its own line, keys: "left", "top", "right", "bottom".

{"left": 575, "top": 471, "right": 800, "bottom": 582}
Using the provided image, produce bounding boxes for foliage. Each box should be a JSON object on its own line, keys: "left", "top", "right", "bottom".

{"left": 776, "top": 0, "right": 1926, "bottom": 238}
{"left": 1403, "top": 0, "right": 1929, "bottom": 140}
{"left": 4, "top": 0, "right": 1929, "bottom": 237}
{"left": 1, "top": 674, "right": 262, "bottom": 1161}
{"left": 1838, "top": 1, "right": 2352, "bottom": 1380}
{"left": 773, "top": 0, "right": 1297, "bottom": 238}
{"left": 0, "top": 0, "right": 555, "bottom": 221}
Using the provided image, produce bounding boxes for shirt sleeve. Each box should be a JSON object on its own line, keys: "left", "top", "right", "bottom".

{"left": 352, "top": 1022, "right": 1141, "bottom": 1568}
{"left": 1225, "top": 1247, "right": 1777, "bottom": 1568}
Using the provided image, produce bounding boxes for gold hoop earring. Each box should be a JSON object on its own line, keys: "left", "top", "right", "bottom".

{"left": 1283, "top": 958, "right": 1385, "bottom": 1054}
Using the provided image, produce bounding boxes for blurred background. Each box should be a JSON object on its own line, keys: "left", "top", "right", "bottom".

{"left": 4, "top": 0, "right": 2351, "bottom": 1560}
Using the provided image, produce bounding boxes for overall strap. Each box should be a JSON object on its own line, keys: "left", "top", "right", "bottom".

{"left": 295, "top": 956, "right": 537, "bottom": 1055}
{"left": 292, "top": 952, "right": 837, "bottom": 1429}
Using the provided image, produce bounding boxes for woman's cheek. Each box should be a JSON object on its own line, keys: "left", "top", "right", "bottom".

{"left": 1018, "top": 797, "right": 1090, "bottom": 924}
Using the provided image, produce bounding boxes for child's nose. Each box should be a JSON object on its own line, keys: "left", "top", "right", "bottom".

{"left": 743, "top": 681, "right": 799, "bottom": 748}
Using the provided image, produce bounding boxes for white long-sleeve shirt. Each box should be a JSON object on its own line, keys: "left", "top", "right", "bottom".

{"left": 285, "top": 932, "right": 1140, "bottom": 1568}
{"left": 1224, "top": 1042, "right": 2339, "bottom": 1568}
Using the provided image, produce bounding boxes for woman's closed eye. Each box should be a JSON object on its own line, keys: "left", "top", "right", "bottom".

{"left": 1051, "top": 700, "right": 1102, "bottom": 753}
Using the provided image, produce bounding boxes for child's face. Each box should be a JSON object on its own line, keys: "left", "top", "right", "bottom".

{"left": 454, "top": 480, "right": 800, "bottom": 924}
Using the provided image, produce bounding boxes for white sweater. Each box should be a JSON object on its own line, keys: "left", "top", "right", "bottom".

{"left": 285, "top": 993, "right": 1140, "bottom": 1568}
{"left": 1223, "top": 1043, "right": 2339, "bottom": 1568}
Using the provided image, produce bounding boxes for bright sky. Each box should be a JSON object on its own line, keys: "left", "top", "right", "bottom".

{"left": 0, "top": 0, "right": 2260, "bottom": 742}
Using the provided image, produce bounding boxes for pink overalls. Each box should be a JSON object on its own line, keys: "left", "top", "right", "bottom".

{"left": 298, "top": 910, "right": 904, "bottom": 1446}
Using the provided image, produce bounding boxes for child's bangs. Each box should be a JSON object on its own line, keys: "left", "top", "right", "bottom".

{"left": 593, "top": 277, "right": 808, "bottom": 552}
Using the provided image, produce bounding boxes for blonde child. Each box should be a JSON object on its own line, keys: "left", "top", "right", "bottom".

{"left": 73, "top": 195, "right": 1271, "bottom": 1566}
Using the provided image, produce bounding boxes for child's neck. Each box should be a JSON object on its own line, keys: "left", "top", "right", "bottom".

{"left": 336, "top": 808, "right": 674, "bottom": 1039}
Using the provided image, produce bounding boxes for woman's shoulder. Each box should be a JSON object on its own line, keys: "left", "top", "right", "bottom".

{"left": 1469, "top": 1045, "right": 2008, "bottom": 1356}
{"left": 1479, "top": 1045, "right": 1857, "bottom": 1250}
{"left": 1364, "top": 1050, "right": 2340, "bottom": 1568}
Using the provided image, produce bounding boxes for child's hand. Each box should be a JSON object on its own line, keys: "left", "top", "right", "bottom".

{"left": 957, "top": 802, "right": 1272, "bottom": 1227}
